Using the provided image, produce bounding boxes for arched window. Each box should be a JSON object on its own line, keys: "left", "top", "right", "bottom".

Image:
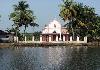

{"left": 54, "top": 24, "right": 56, "bottom": 28}
{"left": 53, "top": 31, "right": 56, "bottom": 33}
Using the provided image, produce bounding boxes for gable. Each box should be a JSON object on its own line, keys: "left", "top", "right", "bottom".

{"left": 42, "top": 20, "right": 61, "bottom": 34}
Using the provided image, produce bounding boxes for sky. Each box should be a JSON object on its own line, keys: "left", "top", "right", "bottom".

{"left": 0, "top": 0, "right": 100, "bottom": 32}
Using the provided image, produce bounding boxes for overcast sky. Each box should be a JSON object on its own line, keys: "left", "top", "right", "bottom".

{"left": 0, "top": 0, "right": 100, "bottom": 32}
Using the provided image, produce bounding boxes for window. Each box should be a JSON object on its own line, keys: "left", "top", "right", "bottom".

{"left": 54, "top": 24, "right": 56, "bottom": 28}
{"left": 53, "top": 31, "right": 56, "bottom": 33}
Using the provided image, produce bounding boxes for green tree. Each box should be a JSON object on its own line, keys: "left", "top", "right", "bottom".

{"left": 33, "top": 31, "right": 41, "bottom": 41}
{"left": 59, "top": 0, "right": 77, "bottom": 39}
{"left": 6, "top": 27, "right": 24, "bottom": 41}
{"left": 59, "top": 0, "right": 100, "bottom": 40}
{"left": 9, "top": 1, "right": 38, "bottom": 37}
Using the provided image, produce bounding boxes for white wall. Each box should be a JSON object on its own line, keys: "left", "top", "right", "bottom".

{"left": 42, "top": 20, "right": 61, "bottom": 34}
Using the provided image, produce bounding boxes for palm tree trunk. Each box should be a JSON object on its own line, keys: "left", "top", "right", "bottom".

{"left": 71, "top": 21, "right": 74, "bottom": 40}
{"left": 24, "top": 26, "right": 27, "bottom": 37}
{"left": 71, "top": 18, "right": 75, "bottom": 40}
{"left": 24, "top": 29, "right": 25, "bottom": 36}
{"left": 15, "top": 29, "right": 17, "bottom": 42}
{"left": 72, "top": 27, "right": 74, "bottom": 40}
{"left": 15, "top": 25, "right": 18, "bottom": 43}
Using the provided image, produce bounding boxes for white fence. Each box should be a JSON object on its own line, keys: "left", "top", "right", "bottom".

{"left": 14, "top": 36, "right": 87, "bottom": 43}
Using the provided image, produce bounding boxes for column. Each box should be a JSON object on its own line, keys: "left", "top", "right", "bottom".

{"left": 77, "top": 36, "right": 79, "bottom": 43}
{"left": 67, "top": 33, "right": 69, "bottom": 41}
{"left": 14, "top": 36, "right": 18, "bottom": 42}
{"left": 32, "top": 36, "right": 34, "bottom": 42}
{"left": 17, "top": 37, "right": 18, "bottom": 42}
{"left": 49, "top": 35, "right": 51, "bottom": 42}
{"left": 25, "top": 36, "right": 26, "bottom": 43}
{"left": 63, "top": 35, "right": 65, "bottom": 41}
{"left": 70, "top": 36, "right": 72, "bottom": 41}
{"left": 40, "top": 35, "right": 42, "bottom": 42}
{"left": 14, "top": 36, "right": 16, "bottom": 42}
{"left": 59, "top": 32, "right": 62, "bottom": 41}
{"left": 84, "top": 36, "right": 87, "bottom": 43}
{"left": 56, "top": 35, "right": 58, "bottom": 41}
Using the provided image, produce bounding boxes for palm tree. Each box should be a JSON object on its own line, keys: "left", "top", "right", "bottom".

{"left": 59, "top": 0, "right": 77, "bottom": 39}
{"left": 9, "top": 1, "right": 38, "bottom": 37}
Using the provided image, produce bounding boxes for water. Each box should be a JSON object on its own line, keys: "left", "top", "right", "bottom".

{"left": 0, "top": 46, "right": 100, "bottom": 70}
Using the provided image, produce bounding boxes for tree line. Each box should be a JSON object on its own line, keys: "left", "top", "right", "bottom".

{"left": 59, "top": 0, "right": 100, "bottom": 41}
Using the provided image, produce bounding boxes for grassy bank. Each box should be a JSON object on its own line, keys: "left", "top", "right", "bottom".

{"left": 0, "top": 42, "right": 100, "bottom": 48}
{"left": 0, "top": 43, "right": 14, "bottom": 48}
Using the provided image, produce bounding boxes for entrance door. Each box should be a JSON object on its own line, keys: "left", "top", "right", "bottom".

{"left": 53, "top": 35, "right": 56, "bottom": 41}
{"left": 46, "top": 35, "right": 49, "bottom": 42}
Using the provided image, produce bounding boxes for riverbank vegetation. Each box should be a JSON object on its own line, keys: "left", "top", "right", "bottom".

{"left": 59, "top": 0, "right": 100, "bottom": 42}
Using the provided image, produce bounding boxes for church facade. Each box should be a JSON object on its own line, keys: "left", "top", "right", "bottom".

{"left": 40, "top": 20, "right": 69, "bottom": 42}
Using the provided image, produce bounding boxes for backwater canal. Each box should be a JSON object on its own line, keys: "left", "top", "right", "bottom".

{"left": 0, "top": 46, "right": 100, "bottom": 70}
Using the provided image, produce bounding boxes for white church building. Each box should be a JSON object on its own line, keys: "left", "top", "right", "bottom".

{"left": 40, "top": 20, "right": 70, "bottom": 42}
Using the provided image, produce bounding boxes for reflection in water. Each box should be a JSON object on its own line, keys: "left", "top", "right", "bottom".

{"left": 47, "top": 47, "right": 73, "bottom": 70}
{"left": 0, "top": 46, "right": 100, "bottom": 70}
